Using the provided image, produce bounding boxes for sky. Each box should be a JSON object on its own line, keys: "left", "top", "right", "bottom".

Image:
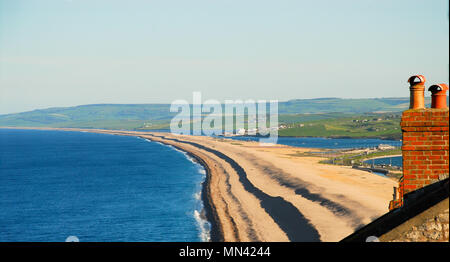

{"left": 0, "top": 0, "right": 448, "bottom": 114}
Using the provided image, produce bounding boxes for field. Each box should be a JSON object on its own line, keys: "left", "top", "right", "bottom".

{"left": 278, "top": 113, "right": 402, "bottom": 140}
{"left": 0, "top": 97, "right": 429, "bottom": 139}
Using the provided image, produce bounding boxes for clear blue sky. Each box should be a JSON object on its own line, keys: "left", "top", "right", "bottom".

{"left": 0, "top": 0, "right": 448, "bottom": 114}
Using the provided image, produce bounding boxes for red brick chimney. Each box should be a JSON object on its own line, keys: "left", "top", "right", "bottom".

{"left": 389, "top": 76, "right": 449, "bottom": 210}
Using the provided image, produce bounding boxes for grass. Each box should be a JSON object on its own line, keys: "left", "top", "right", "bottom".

{"left": 279, "top": 112, "right": 402, "bottom": 140}
{"left": 351, "top": 148, "right": 402, "bottom": 163}
{"left": 0, "top": 100, "right": 412, "bottom": 140}
{"left": 319, "top": 148, "right": 402, "bottom": 167}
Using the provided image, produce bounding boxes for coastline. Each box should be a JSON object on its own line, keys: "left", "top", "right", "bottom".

{"left": 151, "top": 139, "right": 224, "bottom": 242}
{"left": 235, "top": 134, "right": 402, "bottom": 141}
{"left": 279, "top": 136, "right": 401, "bottom": 141}
{"left": 362, "top": 154, "right": 402, "bottom": 162}
{"left": 0, "top": 127, "right": 398, "bottom": 241}
{"left": 141, "top": 137, "right": 222, "bottom": 242}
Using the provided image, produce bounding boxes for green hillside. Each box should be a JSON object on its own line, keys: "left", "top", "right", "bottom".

{"left": 0, "top": 97, "right": 434, "bottom": 132}
{"left": 277, "top": 97, "right": 419, "bottom": 114}
{"left": 0, "top": 104, "right": 174, "bottom": 130}
{"left": 279, "top": 112, "right": 402, "bottom": 140}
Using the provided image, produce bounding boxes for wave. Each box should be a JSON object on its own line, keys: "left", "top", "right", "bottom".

{"left": 144, "top": 139, "right": 199, "bottom": 164}
{"left": 194, "top": 191, "right": 201, "bottom": 201}
{"left": 194, "top": 209, "right": 211, "bottom": 242}
{"left": 192, "top": 168, "right": 210, "bottom": 242}
{"left": 143, "top": 137, "right": 211, "bottom": 242}
{"left": 172, "top": 148, "right": 198, "bottom": 165}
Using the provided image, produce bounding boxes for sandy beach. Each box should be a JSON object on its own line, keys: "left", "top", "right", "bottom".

{"left": 1, "top": 127, "right": 398, "bottom": 242}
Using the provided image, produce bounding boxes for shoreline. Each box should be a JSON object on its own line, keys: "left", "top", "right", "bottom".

{"left": 0, "top": 126, "right": 402, "bottom": 141}
{"left": 140, "top": 137, "right": 222, "bottom": 242}
{"left": 362, "top": 154, "right": 402, "bottom": 162}
{"left": 160, "top": 134, "right": 321, "bottom": 241}
{"left": 216, "top": 134, "right": 401, "bottom": 141}
{"left": 147, "top": 138, "right": 224, "bottom": 242}
{"left": 0, "top": 127, "right": 398, "bottom": 241}
{"left": 0, "top": 127, "right": 222, "bottom": 242}
{"left": 278, "top": 135, "right": 401, "bottom": 141}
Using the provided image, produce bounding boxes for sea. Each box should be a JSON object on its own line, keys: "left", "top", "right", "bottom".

{"left": 0, "top": 129, "right": 401, "bottom": 242}
{"left": 221, "top": 136, "right": 401, "bottom": 149}
{"left": 364, "top": 156, "right": 403, "bottom": 167}
{"left": 0, "top": 129, "right": 209, "bottom": 242}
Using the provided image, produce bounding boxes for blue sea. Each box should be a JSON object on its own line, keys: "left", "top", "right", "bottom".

{"left": 0, "top": 129, "right": 402, "bottom": 242}
{"left": 223, "top": 136, "right": 401, "bottom": 149}
{"left": 364, "top": 156, "right": 403, "bottom": 167}
{"left": 0, "top": 129, "right": 209, "bottom": 242}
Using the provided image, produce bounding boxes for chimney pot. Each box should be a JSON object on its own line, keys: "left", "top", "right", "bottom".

{"left": 428, "top": 83, "right": 449, "bottom": 109}
{"left": 407, "top": 75, "right": 426, "bottom": 109}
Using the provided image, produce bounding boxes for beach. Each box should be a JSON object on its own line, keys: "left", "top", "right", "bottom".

{"left": 1, "top": 127, "right": 398, "bottom": 242}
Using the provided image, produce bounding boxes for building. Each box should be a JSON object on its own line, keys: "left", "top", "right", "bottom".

{"left": 341, "top": 75, "right": 449, "bottom": 242}
{"left": 377, "top": 144, "right": 396, "bottom": 150}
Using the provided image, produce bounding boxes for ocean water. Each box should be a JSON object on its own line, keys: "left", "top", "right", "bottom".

{"left": 222, "top": 136, "right": 401, "bottom": 149}
{"left": 0, "top": 129, "right": 209, "bottom": 242}
{"left": 0, "top": 129, "right": 401, "bottom": 242}
{"left": 364, "top": 156, "right": 403, "bottom": 167}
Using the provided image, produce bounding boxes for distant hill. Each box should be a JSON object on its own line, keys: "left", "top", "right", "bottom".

{"left": 0, "top": 104, "right": 175, "bottom": 130}
{"left": 278, "top": 97, "right": 416, "bottom": 114}
{"left": 278, "top": 112, "right": 403, "bottom": 140}
{"left": 0, "top": 97, "right": 434, "bottom": 130}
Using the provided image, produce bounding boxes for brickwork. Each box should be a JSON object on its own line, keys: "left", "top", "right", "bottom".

{"left": 400, "top": 109, "right": 449, "bottom": 194}
{"left": 389, "top": 75, "right": 449, "bottom": 211}
{"left": 347, "top": 75, "right": 449, "bottom": 241}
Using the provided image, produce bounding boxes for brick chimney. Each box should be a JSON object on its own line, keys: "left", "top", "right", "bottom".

{"left": 389, "top": 76, "right": 449, "bottom": 210}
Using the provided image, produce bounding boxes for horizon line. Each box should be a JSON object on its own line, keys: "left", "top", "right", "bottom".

{"left": 0, "top": 96, "right": 424, "bottom": 116}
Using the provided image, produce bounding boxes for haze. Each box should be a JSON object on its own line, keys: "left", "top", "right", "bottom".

{"left": 0, "top": 0, "right": 448, "bottom": 114}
